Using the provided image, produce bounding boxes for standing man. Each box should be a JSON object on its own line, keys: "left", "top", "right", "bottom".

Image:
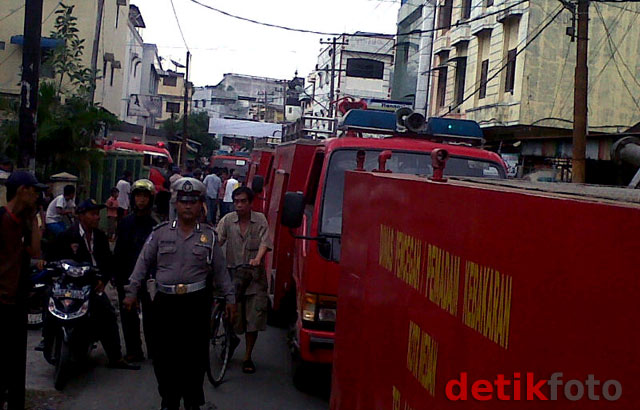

{"left": 0, "top": 172, "right": 46, "bottom": 410}
{"left": 114, "top": 179, "right": 157, "bottom": 362}
{"left": 221, "top": 171, "right": 239, "bottom": 218}
{"left": 203, "top": 167, "right": 221, "bottom": 224}
{"left": 217, "top": 186, "right": 272, "bottom": 374}
{"left": 116, "top": 170, "right": 133, "bottom": 222}
{"left": 45, "top": 184, "right": 75, "bottom": 236}
{"left": 124, "top": 177, "right": 236, "bottom": 410}
{"left": 49, "top": 200, "right": 139, "bottom": 370}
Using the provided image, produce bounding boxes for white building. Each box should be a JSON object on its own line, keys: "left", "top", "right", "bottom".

{"left": 311, "top": 33, "right": 395, "bottom": 121}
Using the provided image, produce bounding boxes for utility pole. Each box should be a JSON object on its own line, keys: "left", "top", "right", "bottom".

{"left": 282, "top": 79, "right": 287, "bottom": 123}
{"left": 320, "top": 36, "right": 348, "bottom": 135}
{"left": 181, "top": 50, "right": 190, "bottom": 167}
{"left": 18, "top": 0, "right": 44, "bottom": 171}
{"left": 572, "top": 0, "right": 588, "bottom": 183}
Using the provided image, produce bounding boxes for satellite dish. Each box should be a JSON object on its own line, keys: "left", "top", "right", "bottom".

{"left": 171, "top": 59, "right": 185, "bottom": 69}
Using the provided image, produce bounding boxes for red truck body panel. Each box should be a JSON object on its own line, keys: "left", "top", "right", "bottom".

{"left": 265, "top": 141, "right": 319, "bottom": 311}
{"left": 332, "top": 172, "right": 640, "bottom": 409}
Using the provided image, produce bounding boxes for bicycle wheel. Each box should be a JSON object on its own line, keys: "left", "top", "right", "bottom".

{"left": 207, "top": 304, "right": 231, "bottom": 386}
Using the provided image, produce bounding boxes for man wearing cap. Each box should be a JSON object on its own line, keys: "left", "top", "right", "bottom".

{"left": 124, "top": 177, "right": 236, "bottom": 410}
{"left": 0, "top": 171, "right": 46, "bottom": 409}
{"left": 48, "top": 199, "right": 139, "bottom": 370}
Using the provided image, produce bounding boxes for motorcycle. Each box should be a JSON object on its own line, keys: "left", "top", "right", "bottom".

{"left": 27, "top": 263, "right": 49, "bottom": 328}
{"left": 42, "top": 260, "right": 102, "bottom": 391}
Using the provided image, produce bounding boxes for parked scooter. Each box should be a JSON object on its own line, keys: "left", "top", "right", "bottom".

{"left": 41, "top": 259, "right": 102, "bottom": 391}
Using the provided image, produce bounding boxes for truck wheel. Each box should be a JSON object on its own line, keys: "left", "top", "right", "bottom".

{"left": 53, "top": 335, "right": 71, "bottom": 391}
{"left": 267, "top": 288, "right": 296, "bottom": 328}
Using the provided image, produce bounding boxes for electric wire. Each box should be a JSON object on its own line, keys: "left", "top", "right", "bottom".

{"left": 594, "top": 2, "right": 640, "bottom": 111}
{"left": 169, "top": 0, "right": 190, "bottom": 52}
{"left": 0, "top": 4, "right": 25, "bottom": 23}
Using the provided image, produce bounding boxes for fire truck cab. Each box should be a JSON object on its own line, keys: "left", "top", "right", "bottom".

{"left": 269, "top": 109, "right": 507, "bottom": 382}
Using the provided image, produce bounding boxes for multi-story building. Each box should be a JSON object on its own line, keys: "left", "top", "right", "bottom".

{"left": 0, "top": 0, "right": 132, "bottom": 117}
{"left": 192, "top": 73, "right": 303, "bottom": 123}
{"left": 310, "top": 32, "right": 395, "bottom": 120}
{"left": 120, "top": 5, "right": 162, "bottom": 127}
{"left": 427, "top": 0, "right": 640, "bottom": 182}
{"left": 391, "top": 0, "right": 437, "bottom": 115}
{"left": 157, "top": 70, "right": 190, "bottom": 123}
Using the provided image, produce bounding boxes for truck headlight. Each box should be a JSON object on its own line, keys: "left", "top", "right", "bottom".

{"left": 302, "top": 293, "right": 317, "bottom": 321}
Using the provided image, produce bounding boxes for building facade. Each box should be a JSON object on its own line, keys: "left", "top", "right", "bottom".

{"left": 0, "top": 0, "right": 132, "bottom": 117}
{"left": 157, "top": 70, "right": 190, "bottom": 123}
{"left": 429, "top": 0, "right": 640, "bottom": 131}
{"left": 391, "top": 0, "right": 437, "bottom": 115}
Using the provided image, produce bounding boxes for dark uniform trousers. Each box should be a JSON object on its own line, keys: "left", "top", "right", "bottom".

{"left": 0, "top": 304, "right": 27, "bottom": 410}
{"left": 152, "top": 289, "right": 211, "bottom": 409}
{"left": 116, "top": 285, "right": 153, "bottom": 358}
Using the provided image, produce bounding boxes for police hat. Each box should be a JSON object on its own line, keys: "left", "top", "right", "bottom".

{"left": 173, "top": 177, "right": 205, "bottom": 202}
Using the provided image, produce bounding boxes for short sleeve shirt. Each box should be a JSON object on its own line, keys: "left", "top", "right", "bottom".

{"left": 45, "top": 194, "right": 75, "bottom": 224}
{"left": 217, "top": 211, "right": 272, "bottom": 268}
{"left": 116, "top": 179, "right": 131, "bottom": 209}
{"left": 203, "top": 174, "right": 222, "bottom": 199}
{"left": 223, "top": 178, "right": 239, "bottom": 203}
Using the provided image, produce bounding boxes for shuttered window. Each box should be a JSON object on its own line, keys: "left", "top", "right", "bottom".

{"left": 479, "top": 59, "right": 489, "bottom": 99}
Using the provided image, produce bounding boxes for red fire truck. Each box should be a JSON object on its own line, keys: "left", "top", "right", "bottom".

{"left": 209, "top": 154, "right": 250, "bottom": 182}
{"left": 269, "top": 109, "right": 507, "bottom": 382}
{"left": 246, "top": 148, "right": 275, "bottom": 213}
{"left": 330, "top": 165, "right": 640, "bottom": 409}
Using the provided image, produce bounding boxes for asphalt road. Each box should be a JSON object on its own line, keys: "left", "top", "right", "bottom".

{"left": 26, "top": 297, "right": 330, "bottom": 410}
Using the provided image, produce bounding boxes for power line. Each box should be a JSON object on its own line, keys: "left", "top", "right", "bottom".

{"left": 169, "top": 0, "right": 190, "bottom": 52}
{"left": 442, "top": 5, "right": 565, "bottom": 117}
{"left": 594, "top": 2, "right": 640, "bottom": 111}
{"left": 187, "top": 0, "right": 528, "bottom": 38}
{"left": 0, "top": 4, "right": 25, "bottom": 23}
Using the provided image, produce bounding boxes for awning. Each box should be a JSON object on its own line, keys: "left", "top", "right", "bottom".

{"left": 10, "top": 35, "right": 62, "bottom": 49}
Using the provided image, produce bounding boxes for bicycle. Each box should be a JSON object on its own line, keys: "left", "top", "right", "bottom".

{"left": 207, "top": 295, "right": 234, "bottom": 387}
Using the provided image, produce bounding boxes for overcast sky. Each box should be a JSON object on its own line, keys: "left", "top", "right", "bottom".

{"left": 131, "top": 0, "right": 400, "bottom": 86}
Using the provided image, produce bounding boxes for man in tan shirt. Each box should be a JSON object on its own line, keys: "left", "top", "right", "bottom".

{"left": 217, "top": 186, "right": 272, "bottom": 374}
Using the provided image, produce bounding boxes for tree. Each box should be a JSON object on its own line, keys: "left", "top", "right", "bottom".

{"left": 161, "top": 111, "right": 219, "bottom": 160}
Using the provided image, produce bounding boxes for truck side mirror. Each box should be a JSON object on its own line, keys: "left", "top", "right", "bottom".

{"left": 251, "top": 175, "right": 265, "bottom": 194}
{"left": 281, "top": 191, "right": 305, "bottom": 229}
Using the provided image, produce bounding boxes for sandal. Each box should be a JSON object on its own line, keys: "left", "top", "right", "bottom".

{"left": 242, "top": 359, "right": 256, "bottom": 374}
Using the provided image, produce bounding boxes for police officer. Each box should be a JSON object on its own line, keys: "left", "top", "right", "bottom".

{"left": 123, "top": 177, "right": 236, "bottom": 410}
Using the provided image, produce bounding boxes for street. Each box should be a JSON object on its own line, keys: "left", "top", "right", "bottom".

{"left": 25, "top": 299, "right": 330, "bottom": 410}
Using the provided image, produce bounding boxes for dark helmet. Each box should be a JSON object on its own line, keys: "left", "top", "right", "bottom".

{"left": 131, "top": 178, "right": 155, "bottom": 211}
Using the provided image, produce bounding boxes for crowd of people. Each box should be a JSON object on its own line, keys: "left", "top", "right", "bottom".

{"left": 0, "top": 163, "right": 272, "bottom": 410}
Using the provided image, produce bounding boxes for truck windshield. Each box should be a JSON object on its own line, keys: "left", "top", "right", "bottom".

{"left": 320, "top": 149, "right": 504, "bottom": 235}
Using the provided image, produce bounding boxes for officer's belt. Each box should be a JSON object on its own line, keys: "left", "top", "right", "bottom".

{"left": 157, "top": 280, "right": 207, "bottom": 295}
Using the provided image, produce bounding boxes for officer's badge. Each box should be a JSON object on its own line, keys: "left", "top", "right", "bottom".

{"left": 200, "top": 234, "right": 208, "bottom": 244}
{"left": 183, "top": 181, "right": 193, "bottom": 192}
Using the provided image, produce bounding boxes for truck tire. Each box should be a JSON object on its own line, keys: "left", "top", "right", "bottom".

{"left": 267, "top": 288, "right": 296, "bottom": 328}
{"left": 53, "top": 335, "right": 71, "bottom": 391}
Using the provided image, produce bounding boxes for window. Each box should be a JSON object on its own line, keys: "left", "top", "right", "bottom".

{"left": 346, "top": 58, "right": 385, "bottom": 79}
{"left": 103, "top": 61, "right": 108, "bottom": 79}
{"left": 202, "top": 100, "right": 206, "bottom": 107}
{"left": 479, "top": 59, "right": 489, "bottom": 99}
{"left": 133, "top": 61, "right": 139, "bottom": 78}
{"left": 163, "top": 76, "right": 177, "bottom": 86}
{"left": 194, "top": 100, "right": 199, "bottom": 108}
{"left": 166, "top": 102, "right": 181, "bottom": 113}
{"left": 110, "top": 66, "right": 115, "bottom": 86}
{"left": 504, "top": 48, "right": 516, "bottom": 93}
{"left": 0, "top": 41, "right": 5, "bottom": 50}
{"left": 455, "top": 57, "right": 467, "bottom": 105}
{"left": 462, "top": 0, "right": 472, "bottom": 20}
{"left": 486, "top": 0, "right": 494, "bottom": 6}
{"left": 438, "top": 0, "right": 453, "bottom": 32}
{"left": 321, "top": 149, "right": 505, "bottom": 236}
{"left": 437, "top": 66, "right": 448, "bottom": 107}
